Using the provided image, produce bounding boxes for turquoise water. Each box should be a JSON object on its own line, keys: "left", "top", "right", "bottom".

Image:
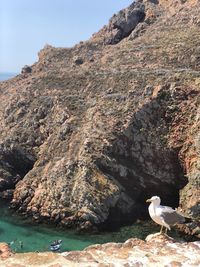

{"left": 0, "top": 202, "right": 159, "bottom": 253}
{"left": 0, "top": 73, "right": 17, "bottom": 81}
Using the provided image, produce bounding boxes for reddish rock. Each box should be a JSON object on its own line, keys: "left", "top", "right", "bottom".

{"left": 0, "top": 243, "right": 13, "bottom": 260}
{"left": 0, "top": 0, "right": 199, "bottom": 234}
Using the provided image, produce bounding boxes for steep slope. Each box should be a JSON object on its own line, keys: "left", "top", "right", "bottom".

{"left": 0, "top": 0, "right": 199, "bottom": 233}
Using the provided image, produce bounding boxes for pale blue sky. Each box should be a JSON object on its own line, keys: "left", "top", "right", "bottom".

{"left": 0, "top": 0, "right": 133, "bottom": 73}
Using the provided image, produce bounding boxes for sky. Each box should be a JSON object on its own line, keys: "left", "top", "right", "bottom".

{"left": 0, "top": 0, "right": 133, "bottom": 73}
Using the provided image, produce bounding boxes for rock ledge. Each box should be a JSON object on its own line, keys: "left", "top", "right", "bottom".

{"left": 1, "top": 234, "right": 200, "bottom": 266}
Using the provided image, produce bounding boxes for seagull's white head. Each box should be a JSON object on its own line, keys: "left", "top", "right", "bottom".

{"left": 146, "top": 196, "right": 161, "bottom": 205}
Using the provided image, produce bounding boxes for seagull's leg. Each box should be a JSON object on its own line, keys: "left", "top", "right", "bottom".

{"left": 165, "top": 227, "right": 168, "bottom": 235}
{"left": 160, "top": 225, "right": 163, "bottom": 234}
{"left": 164, "top": 226, "right": 170, "bottom": 236}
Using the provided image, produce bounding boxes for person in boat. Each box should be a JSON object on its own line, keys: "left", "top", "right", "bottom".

{"left": 8, "top": 241, "right": 15, "bottom": 246}
{"left": 19, "top": 241, "right": 23, "bottom": 249}
{"left": 8, "top": 239, "right": 17, "bottom": 246}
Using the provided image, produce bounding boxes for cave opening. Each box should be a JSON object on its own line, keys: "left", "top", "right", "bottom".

{"left": 0, "top": 146, "right": 36, "bottom": 193}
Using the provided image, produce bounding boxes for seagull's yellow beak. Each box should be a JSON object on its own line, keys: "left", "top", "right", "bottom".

{"left": 146, "top": 199, "right": 151, "bottom": 203}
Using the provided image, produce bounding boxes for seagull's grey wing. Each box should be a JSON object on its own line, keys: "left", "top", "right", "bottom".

{"left": 160, "top": 206, "right": 185, "bottom": 225}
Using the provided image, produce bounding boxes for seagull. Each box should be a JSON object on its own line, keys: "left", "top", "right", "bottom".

{"left": 146, "top": 196, "right": 185, "bottom": 234}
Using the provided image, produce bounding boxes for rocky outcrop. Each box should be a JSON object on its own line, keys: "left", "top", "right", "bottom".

{"left": 101, "top": 1, "right": 145, "bottom": 45}
{"left": 0, "top": 0, "right": 199, "bottom": 233}
{"left": 0, "top": 243, "right": 13, "bottom": 260}
{"left": 21, "top": 65, "right": 32, "bottom": 74}
{"left": 0, "top": 234, "right": 199, "bottom": 266}
{"left": 91, "top": 0, "right": 162, "bottom": 44}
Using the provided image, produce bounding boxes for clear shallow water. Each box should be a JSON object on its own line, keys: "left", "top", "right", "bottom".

{"left": 0, "top": 73, "right": 17, "bottom": 81}
{"left": 0, "top": 202, "right": 159, "bottom": 253}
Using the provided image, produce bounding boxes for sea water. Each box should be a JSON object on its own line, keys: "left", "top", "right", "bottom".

{"left": 0, "top": 73, "right": 17, "bottom": 81}
{"left": 0, "top": 201, "right": 160, "bottom": 253}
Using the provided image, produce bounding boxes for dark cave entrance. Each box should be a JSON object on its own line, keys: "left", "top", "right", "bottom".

{"left": 0, "top": 146, "right": 36, "bottom": 192}
{"left": 96, "top": 144, "right": 188, "bottom": 231}
{"left": 3, "top": 147, "right": 35, "bottom": 177}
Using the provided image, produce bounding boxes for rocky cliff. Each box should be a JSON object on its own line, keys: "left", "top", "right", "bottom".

{"left": 0, "top": 0, "right": 199, "bottom": 233}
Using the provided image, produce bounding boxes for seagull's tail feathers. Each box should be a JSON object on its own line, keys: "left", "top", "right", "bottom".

{"left": 175, "top": 209, "right": 193, "bottom": 224}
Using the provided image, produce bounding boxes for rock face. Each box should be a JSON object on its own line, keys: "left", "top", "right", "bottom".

{"left": 0, "top": 0, "right": 199, "bottom": 232}
{"left": 0, "top": 235, "right": 199, "bottom": 266}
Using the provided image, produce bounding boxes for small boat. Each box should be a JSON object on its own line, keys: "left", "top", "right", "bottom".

{"left": 50, "top": 239, "right": 62, "bottom": 252}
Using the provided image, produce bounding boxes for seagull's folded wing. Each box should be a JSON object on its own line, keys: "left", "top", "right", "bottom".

{"left": 159, "top": 206, "right": 185, "bottom": 225}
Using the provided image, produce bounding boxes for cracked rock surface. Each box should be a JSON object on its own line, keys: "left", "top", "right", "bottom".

{"left": 0, "top": 0, "right": 199, "bottom": 233}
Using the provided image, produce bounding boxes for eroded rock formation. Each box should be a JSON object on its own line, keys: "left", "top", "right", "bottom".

{"left": 0, "top": 0, "right": 199, "bottom": 233}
